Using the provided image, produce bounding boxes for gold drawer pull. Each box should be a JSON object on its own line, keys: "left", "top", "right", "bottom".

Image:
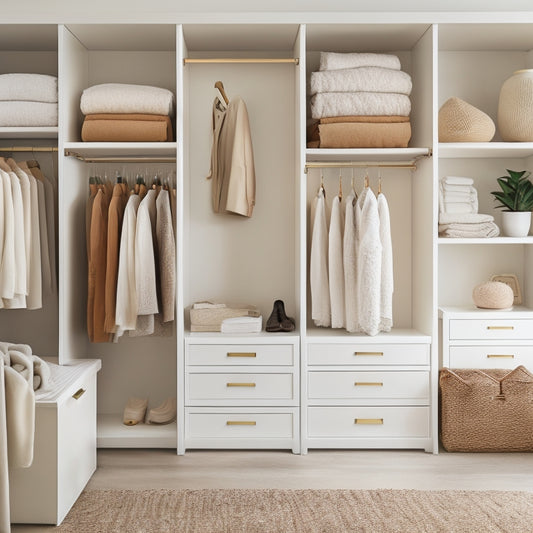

{"left": 72, "top": 388, "right": 86, "bottom": 400}
{"left": 487, "top": 354, "right": 515, "bottom": 359}
{"left": 226, "top": 382, "right": 256, "bottom": 387}
{"left": 226, "top": 421, "right": 256, "bottom": 426}
{"left": 354, "top": 351, "right": 384, "bottom": 356}
{"left": 487, "top": 326, "right": 514, "bottom": 330}
{"left": 354, "top": 382, "right": 383, "bottom": 387}
{"left": 227, "top": 352, "right": 257, "bottom": 358}
{"left": 354, "top": 418, "right": 383, "bottom": 425}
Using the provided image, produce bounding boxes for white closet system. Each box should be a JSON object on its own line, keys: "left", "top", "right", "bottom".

{"left": 0, "top": 16, "right": 533, "bottom": 456}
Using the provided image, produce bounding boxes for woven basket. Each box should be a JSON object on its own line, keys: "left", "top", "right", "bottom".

{"left": 439, "top": 366, "right": 533, "bottom": 452}
{"left": 438, "top": 97, "right": 495, "bottom": 142}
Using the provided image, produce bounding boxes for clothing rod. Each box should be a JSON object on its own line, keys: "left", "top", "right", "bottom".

{"left": 184, "top": 57, "right": 299, "bottom": 65}
{"left": 0, "top": 146, "right": 58, "bottom": 153}
{"left": 64, "top": 150, "right": 176, "bottom": 164}
{"left": 304, "top": 161, "right": 418, "bottom": 173}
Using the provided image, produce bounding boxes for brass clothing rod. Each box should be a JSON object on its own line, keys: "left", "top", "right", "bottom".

{"left": 0, "top": 146, "right": 58, "bottom": 153}
{"left": 184, "top": 57, "right": 299, "bottom": 65}
{"left": 64, "top": 150, "right": 176, "bottom": 164}
{"left": 305, "top": 161, "right": 418, "bottom": 173}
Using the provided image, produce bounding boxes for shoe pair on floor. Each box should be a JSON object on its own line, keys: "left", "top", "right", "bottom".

{"left": 123, "top": 397, "right": 176, "bottom": 426}
{"left": 266, "top": 299, "right": 295, "bottom": 332}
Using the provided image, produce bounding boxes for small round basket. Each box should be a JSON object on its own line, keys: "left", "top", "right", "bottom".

{"left": 439, "top": 97, "right": 495, "bottom": 142}
{"left": 472, "top": 281, "right": 514, "bottom": 309}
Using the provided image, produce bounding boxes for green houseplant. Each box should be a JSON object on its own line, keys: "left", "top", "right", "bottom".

{"left": 491, "top": 169, "right": 533, "bottom": 237}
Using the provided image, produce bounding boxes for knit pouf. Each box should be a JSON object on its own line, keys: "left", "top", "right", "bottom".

{"left": 498, "top": 69, "right": 533, "bottom": 141}
{"left": 472, "top": 281, "right": 514, "bottom": 309}
{"left": 438, "top": 97, "right": 495, "bottom": 142}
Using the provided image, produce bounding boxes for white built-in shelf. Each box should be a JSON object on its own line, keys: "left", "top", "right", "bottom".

{"left": 438, "top": 236, "right": 533, "bottom": 245}
{"left": 306, "top": 147, "right": 430, "bottom": 163}
{"left": 438, "top": 142, "right": 533, "bottom": 159}
{"left": 63, "top": 142, "right": 177, "bottom": 161}
{"left": 305, "top": 327, "right": 431, "bottom": 343}
{"left": 97, "top": 414, "right": 176, "bottom": 448}
{"left": 439, "top": 305, "right": 533, "bottom": 319}
{"left": 0, "top": 127, "right": 58, "bottom": 139}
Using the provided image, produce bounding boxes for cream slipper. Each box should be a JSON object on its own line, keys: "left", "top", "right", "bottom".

{"left": 146, "top": 397, "right": 176, "bottom": 425}
{"left": 123, "top": 397, "right": 148, "bottom": 426}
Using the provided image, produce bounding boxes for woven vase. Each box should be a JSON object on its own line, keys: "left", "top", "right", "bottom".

{"left": 498, "top": 69, "right": 533, "bottom": 141}
{"left": 438, "top": 97, "right": 495, "bottom": 142}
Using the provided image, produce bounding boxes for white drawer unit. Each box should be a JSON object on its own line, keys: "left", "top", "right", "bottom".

{"left": 440, "top": 307, "right": 533, "bottom": 371}
{"left": 184, "top": 337, "right": 299, "bottom": 453}
{"left": 9, "top": 359, "right": 101, "bottom": 525}
{"left": 303, "top": 335, "right": 432, "bottom": 453}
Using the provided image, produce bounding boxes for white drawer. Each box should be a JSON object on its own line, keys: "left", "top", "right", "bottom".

{"left": 308, "top": 371, "right": 429, "bottom": 401}
{"left": 187, "top": 372, "right": 294, "bottom": 402}
{"left": 449, "top": 345, "right": 533, "bottom": 369}
{"left": 187, "top": 411, "right": 294, "bottom": 439}
{"left": 307, "top": 406, "right": 430, "bottom": 438}
{"left": 308, "top": 343, "right": 429, "bottom": 366}
{"left": 449, "top": 319, "right": 533, "bottom": 340}
{"left": 187, "top": 344, "right": 294, "bottom": 366}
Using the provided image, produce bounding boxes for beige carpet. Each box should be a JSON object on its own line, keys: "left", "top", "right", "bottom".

{"left": 52, "top": 488, "right": 533, "bottom": 532}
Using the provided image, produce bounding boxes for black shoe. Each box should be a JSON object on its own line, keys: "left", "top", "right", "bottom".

{"left": 266, "top": 300, "right": 295, "bottom": 332}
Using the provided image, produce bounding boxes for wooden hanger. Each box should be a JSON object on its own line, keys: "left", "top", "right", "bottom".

{"left": 338, "top": 171, "right": 343, "bottom": 201}
{"left": 214, "top": 80, "right": 229, "bottom": 105}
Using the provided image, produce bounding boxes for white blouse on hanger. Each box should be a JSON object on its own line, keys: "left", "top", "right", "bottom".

{"left": 343, "top": 191, "right": 358, "bottom": 333}
{"left": 328, "top": 194, "right": 345, "bottom": 328}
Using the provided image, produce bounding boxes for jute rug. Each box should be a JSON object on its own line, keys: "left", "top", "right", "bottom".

{"left": 53, "top": 488, "right": 533, "bottom": 533}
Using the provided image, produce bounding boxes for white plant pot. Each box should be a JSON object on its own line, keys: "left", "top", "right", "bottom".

{"left": 501, "top": 211, "right": 532, "bottom": 237}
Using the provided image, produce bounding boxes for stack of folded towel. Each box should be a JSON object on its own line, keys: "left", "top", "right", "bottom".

{"left": 189, "top": 301, "right": 261, "bottom": 332}
{"left": 80, "top": 83, "right": 174, "bottom": 142}
{"left": 308, "top": 52, "right": 412, "bottom": 148}
{"left": 221, "top": 315, "right": 263, "bottom": 334}
{"left": 439, "top": 176, "right": 500, "bottom": 238}
{"left": 0, "top": 73, "right": 58, "bottom": 127}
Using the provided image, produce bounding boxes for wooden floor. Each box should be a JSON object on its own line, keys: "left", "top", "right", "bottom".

{"left": 12, "top": 448, "right": 533, "bottom": 531}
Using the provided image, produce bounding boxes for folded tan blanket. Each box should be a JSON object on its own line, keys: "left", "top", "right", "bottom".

{"left": 81, "top": 114, "right": 173, "bottom": 142}
{"left": 319, "top": 115, "right": 409, "bottom": 124}
{"left": 310, "top": 121, "right": 411, "bottom": 148}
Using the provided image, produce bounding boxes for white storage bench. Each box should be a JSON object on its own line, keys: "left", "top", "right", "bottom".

{"left": 9, "top": 358, "right": 101, "bottom": 525}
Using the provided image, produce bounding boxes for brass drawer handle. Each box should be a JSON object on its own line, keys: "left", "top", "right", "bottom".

{"left": 486, "top": 326, "right": 514, "bottom": 330}
{"left": 226, "top": 382, "right": 256, "bottom": 387}
{"left": 226, "top": 421, "right": 256, "bottom": 426}
{"left": 354, "top": 382, "right": 383, "bottom": 387}
{"left": 354, "top": 418, "right": 383, "bottom": 425}
{"left": 487, "top": 354, "right": 515, "bottom": 359}
{"left": 72, "top": 388, "right": 86, "bottom": 400}
{"left": 227, "top": 352, "right": 257, "bottom": 358}
{"left": 354, "top": 351, "right": 384, "bottom": 356}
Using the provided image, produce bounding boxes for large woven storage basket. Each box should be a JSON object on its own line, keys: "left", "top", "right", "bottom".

{"left": 439, "top": 366, "right": 533, "bottom": 452}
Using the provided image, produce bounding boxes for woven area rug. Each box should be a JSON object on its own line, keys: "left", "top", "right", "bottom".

{"left": 54, "top": 488, "right": 533, "bottom": 533}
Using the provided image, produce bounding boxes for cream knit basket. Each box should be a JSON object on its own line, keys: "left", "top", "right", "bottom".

{"left": 438, "top": 97, "right": 495, "bottom": 142}
{"left": 498, "top": 69, "right": 533, "bottom": 141}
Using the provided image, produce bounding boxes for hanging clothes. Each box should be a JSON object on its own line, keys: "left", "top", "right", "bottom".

{"left": 208, "top": 94, "right": 256, "bottom": 217}
{"left": 328, "top": 194, "right": 345, "bottom": 328}
{"left": 378, "top": 192, "right": 393, "bottom": 332}
{"left": 310, "top": 187, "right": 330, "bottom": 327}
{"left": 0, "top": 169, "right": 15, "bottom": 303}
{"left": 343, "top": 191, "right": 358, "bottom": 333}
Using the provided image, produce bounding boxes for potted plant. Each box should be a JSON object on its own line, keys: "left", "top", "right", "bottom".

{"left": 491, "top": 169, "right": 533, "bottom": 237}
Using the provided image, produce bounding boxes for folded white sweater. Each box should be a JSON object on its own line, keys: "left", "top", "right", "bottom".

{"left": 320, "top": 52, "right": 401, "bottom": 71}
{"left": 0, "top": 73, "right": 58, "bottom": 103}
{"left": 311, "top": 92, "right": 411, "bottom": 119}
{"left": 81, "top": 83, "right": 174, "bottom": 115}
{"left": 0, "top": 101, "right": 57, "bottom": 127}
{"left": 310, "top": 67, "right": 412, "bottom": 96}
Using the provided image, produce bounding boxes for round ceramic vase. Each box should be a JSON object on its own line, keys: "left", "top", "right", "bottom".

{"left": 501, "top": 211, "right": 531, "bottom": 237}
{"left": 498, "top": 69, "right": 533, "bottom": 142}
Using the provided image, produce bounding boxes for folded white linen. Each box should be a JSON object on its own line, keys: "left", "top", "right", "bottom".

{"left": 442, "top": 191, "right": 477, "bottom": 203}
{"left": 81, "top": 83, "right": 174, "bottom": 115}
{"left": 0, "top": 101, "right": 57, "bottom": 126}
{"left": 439, "top": 223, "right": 500, "bottom": 238}
{"left": 0, "top": 73, "right": 58, "bottom": 103}
{"left": 310, "top": 67, "right": 412, "bottom": 96}
{"left": 439, "top": 213, "right": 494, "bottom": 224}
{"left": 441, "top": 202, "right": 477, "bottom": 214}
{"left": 320, "top": 52, "right": 401, "bottom": 71}
{"left": 441, "top": 183, "right": 475, "bottom": 193}
{"left": 311, "top": 92, "right": 411, "bottom": 119}
{"left": 221, "top": 315, "right": 262, "bottom": 334}
{"left": 441, "top": 176, "right": 474, "bottom": 186}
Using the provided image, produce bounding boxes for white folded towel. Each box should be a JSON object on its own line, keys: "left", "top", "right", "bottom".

{"left": 320, "top": 52, "right": 401, "bottom": 72}
{"left": 0, "top": 73, "right": 58, "bottom": 103}
{"left": 192, "top": 301, "right": 226, "bottom": 309}
{"left": 311, "top": 92, "right": 411, "bottom": 119}
{"left": 441, "top": 176, "right": 474, "bottom": 186}
{"left": 221, "top": 315, "right": 262, "bottom": 334}
{"left": 441, "top": 183, "right": 475, "bottom": 193}
{"left": 81, "top": 83, "right": 174, "bottom": 115}
{"left": 442, "top": 191, "right": 477, "bottom": 203}
{"left": 328, "top": 195, "right": 345, "bottom": 329}
{"left": 439, "top": 223, "right": 500, "bottom": 238}
{"left": 441, "top": 202, "right": 477, "bottom": 214}
{"left": 0, "top": 101, "right": 57, "bottom": 127}
{"left": 310, "top": 67, "right": 412, "bottom": 96}
{"left": 439, "top": 213, "right": 494, "bottom": 224}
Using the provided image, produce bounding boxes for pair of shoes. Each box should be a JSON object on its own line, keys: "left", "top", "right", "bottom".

{"left": 123, "top": 397, "right": 176, "bottom": 426}
{"left": 266, "top": 300, "right": 295, "bottom": 332}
